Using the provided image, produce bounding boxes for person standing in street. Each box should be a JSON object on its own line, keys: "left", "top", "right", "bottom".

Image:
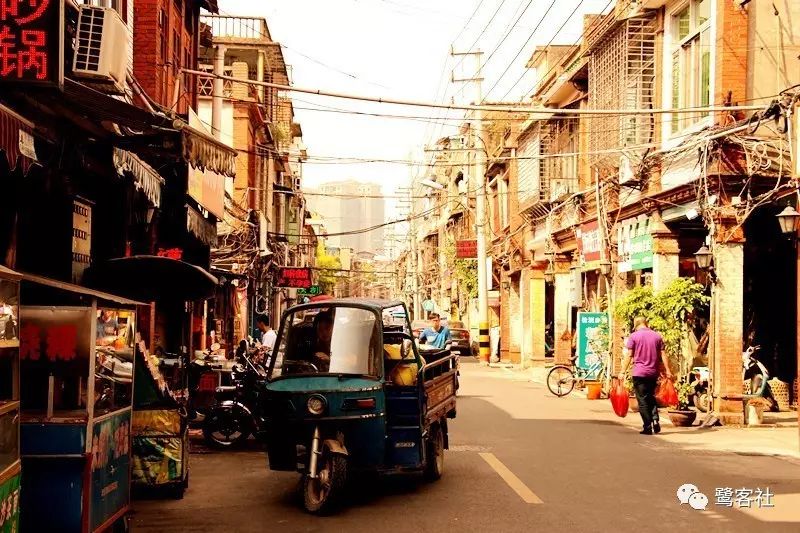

{"left": 256, "top": 314, "right": 277, "bottom": 364}
{"left": 618, "top": 316, "right": 673, "bottom": 435}
{"left": 419, "top": 313, "right": 452, "bottom": 349}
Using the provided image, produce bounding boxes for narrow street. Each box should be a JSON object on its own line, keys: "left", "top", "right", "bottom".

{"left": 131, "top": 359, "right": 800, "bottom": 532}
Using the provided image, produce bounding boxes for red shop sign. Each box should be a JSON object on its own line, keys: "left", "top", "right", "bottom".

{"left": 276, "top": 267, "right": 312, "bottom": 289}
{"left": 455, "top": 240, "right": 478, "bottom": 259}
{"left": 0, "top": 0, "right": 65, "bottom": 87}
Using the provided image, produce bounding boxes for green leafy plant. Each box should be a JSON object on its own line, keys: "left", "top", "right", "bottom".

{"left": 314, "top": 243, "right": 341, "bottom": 294}
{"left": 614, "top": 278, "right": 709, "bottom": 377}
{"left": 676, "top": 379, "right": 694, "bottom": 410}
{"left": 443, "top": 239, "right": 478, "bottom": 300}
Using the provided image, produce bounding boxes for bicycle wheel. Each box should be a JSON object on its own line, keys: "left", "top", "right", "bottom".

{"left": 547, "top": 366, "right": 576, "bottom": 397}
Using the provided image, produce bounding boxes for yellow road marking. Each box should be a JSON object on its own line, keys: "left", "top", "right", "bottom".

{"left": 479, "top": 452, "right": 543, "bottom": 504}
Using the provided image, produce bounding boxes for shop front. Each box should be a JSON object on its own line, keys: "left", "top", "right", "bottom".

{"left": 18, "top": 274, "right": 141, "bottom": 533}
{"left": 0, "top": 266, "right": 21, "bottom": 533}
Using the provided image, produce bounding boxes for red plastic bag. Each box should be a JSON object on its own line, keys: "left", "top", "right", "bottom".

{"left": 655, "top": 377, "right": 678, "bottom": 408}
{"left": 609, "top": 378, "right": 630, "bottom": 418}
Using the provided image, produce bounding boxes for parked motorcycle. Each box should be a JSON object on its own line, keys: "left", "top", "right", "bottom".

{"left": 688, "top": 366, "right": 710, "bottom": 412}
{"left": 202, "top": 342, "right": 268, "bottom": 448}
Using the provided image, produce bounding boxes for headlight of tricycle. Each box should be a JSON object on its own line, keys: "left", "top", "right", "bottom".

{"left": 307, "top": 395, "right": 326, "bottom": 416}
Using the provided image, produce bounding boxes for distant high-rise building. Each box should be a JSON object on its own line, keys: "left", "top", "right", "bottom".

{"left": 306, "top": 181, "right": 386, "bottom": 254}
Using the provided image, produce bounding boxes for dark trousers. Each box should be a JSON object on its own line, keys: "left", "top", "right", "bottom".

{"left": 632, "top": 376, "right": 659, "bottom": 429}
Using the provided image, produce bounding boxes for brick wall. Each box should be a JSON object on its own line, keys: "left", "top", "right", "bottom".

{"left": 713, "top": 0, "right": 749, "bottom": 123}
{"left": 134, "top": 0, "right": 200, "bottom": 113}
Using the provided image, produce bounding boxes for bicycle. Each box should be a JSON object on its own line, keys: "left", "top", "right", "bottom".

{"left": 546, "top": 353, "right": 611, "bottom": 397}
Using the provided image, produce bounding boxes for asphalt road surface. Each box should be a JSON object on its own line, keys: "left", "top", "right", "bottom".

{"left": 131, "top": 359, "right": 800, "bottom": 532}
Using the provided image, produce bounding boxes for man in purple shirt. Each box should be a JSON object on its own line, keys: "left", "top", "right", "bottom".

{"left": 618, "top": 316, "right": 672, "bottom": 435}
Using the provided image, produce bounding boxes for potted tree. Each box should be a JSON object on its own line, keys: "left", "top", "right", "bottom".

{"left": 667, "top": 379, "right": 697, "bottom": 426}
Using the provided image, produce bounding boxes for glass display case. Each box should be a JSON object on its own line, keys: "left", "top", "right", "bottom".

{"left": 0, "top": 266, "right": 21, "bottom": 533}
{"left": 18, "top": 274, "right": 139, "bottom": 533}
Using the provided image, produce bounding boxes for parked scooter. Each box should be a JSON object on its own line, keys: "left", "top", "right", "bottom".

{"left": 742, "top": 345, "right": 777, "bottom": 409}
{"left": 688, "top": 366, "right": 710, "bottom": 412}
{"left": 202, "top": 340, "right": 268, "bottom": 448}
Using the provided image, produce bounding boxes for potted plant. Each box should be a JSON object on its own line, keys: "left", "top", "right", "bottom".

{"left": 667, "top": 379, "right": 697, "bottom": 427}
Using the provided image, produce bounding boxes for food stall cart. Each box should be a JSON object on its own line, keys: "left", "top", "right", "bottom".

{"left": 84, "top": 255, "right": 219, "bottom": 500}
{"left": 18, "top": 273, "right": 141, "bottom": 533}
{"left": 0, "top": 266, "right": 22, "bottom": 533}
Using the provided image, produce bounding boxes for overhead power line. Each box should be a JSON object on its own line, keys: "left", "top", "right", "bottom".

{"left": 184, "top": 68, "right": 762, "bottom": 116}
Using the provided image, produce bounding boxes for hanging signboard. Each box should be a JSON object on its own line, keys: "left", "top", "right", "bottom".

{"left": 617, "top": 216, "right": 653, "bottom": 273}
{"left": 276, "top": 267, "right": 312, "bottom": 289}
{"left": 577, "top": 221, "right": 601, "bottom": 271}
{"left": 576, "top": 311, "right": 609, "bottom": 381}
{"left": 455, "top": 240, "right": 478, "bottom": 259}
{"left": 0, "top": 0, "right": 65, "bottom": 88}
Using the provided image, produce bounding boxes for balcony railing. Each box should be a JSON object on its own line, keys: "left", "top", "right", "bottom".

{"left": 201, "top": 15, "right": 270, "bottom": 42}
{"left": 197, "top": 64, "right": 233, "bottom": 97}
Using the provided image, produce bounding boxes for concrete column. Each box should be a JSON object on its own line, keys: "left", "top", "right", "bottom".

{"left": 257, "top": 51, "right": 265, "bottom": 103}
{"left": 211, "top": 44, "right": 226, "bottom": 141}
{"left": 553, "top": 258, "right": 573, "bottom": 364}
{"left": 712, "top": 227, "right": 746, "bottom": 425}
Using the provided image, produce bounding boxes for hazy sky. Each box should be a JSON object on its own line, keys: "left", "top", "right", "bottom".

{"left": 217, "top": 0, "right": 612, "bottom": 203}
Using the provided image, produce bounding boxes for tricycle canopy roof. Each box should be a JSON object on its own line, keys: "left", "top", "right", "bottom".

{"left": 283, "top": 298, "right": 407, "bottom": 316}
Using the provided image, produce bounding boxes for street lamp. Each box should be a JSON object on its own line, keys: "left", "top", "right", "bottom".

{"left": 599, "top": 259, "right": 612, "bottom": 276}
{"left": 694, "top": 245, "right": 714, "bottom": 272}
{"left": 776, "top": 205, "right": 800, "bottom": 235}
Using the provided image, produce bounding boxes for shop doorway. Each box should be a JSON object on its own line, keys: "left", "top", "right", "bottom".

{"left": 744, "top": 206, "right": 797, "bottom": 390}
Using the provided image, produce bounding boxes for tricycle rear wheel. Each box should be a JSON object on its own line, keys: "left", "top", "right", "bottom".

{"left": 303, "top": 450, "right": 348, "bottom": 514}
{"left": 424, "top": 425, "right": 444, "bottom": 481}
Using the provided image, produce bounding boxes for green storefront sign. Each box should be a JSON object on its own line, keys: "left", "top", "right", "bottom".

{"left": 629, "top": 233, "right": 653, "bottom": 270}
{"left": 576, "top": 312, "right": 609, "bottom": 381}
{"left": 0, "top": 470, "right": 20, "bottom": 533}
{"left": 297, "top": 285, "right": 321, "bottom": 296}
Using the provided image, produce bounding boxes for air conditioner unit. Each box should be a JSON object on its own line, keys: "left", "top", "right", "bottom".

{"left": 73, "top": 6, "right": 129, "bottom": 94}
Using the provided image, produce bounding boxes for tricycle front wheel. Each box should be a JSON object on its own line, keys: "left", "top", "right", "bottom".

{"left": 424, "top": 425, "right": 444, "bottom": 481}
{"left": 303, "top": 450, "right": 348, "bottom": 514}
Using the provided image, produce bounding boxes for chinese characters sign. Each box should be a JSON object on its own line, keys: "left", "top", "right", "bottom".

{"left": 618, "top": 216, "right": 653, "bottom": 273}
{"left": 276, "top": 267, "right": 312, "bottom": 289}
{"left": 576, "top": 312, "right": 608, "bottom": 381}
{"left": 19, "top": 307, "right": 92, "bottom": 363}
{"left": 0, "top": 0, "right": 64, "bottom": 87}
{"left": 577, "top": 221, "right": 601, "bottom": 271}
{"left": 297, "top": 285, "right": 321, "bottom": 296}
{"left": 455, "top": 240, "right": 478, "bottom": 259}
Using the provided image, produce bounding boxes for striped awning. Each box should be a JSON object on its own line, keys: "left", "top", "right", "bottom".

{"left": 0, "top": 104, "right": 34, "bottom": 174}
{"left": 113, "top": 148, "right": 165, "bottom": 207}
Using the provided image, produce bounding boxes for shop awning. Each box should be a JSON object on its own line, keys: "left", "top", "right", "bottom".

{"left": 114, "top": 148, "right": 164, "bottom": 208}
{"left": 85, "top": 256, "right": 219, "bottom": 302}
{"left": 21, "top": 272, "right": 146, "bottom": 306}
{"left": 0, "top": 265, "right": 22, "bottom": 281}
{"left": 0, "top": 104, "right": 35, "bottom": 174}
{"left": 181, "top": 124, "right": 237, "bottom": 178}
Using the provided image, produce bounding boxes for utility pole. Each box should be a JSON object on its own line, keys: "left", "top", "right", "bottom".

{"left": 451, "top": 48, "right": 491, "bottom": 363}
